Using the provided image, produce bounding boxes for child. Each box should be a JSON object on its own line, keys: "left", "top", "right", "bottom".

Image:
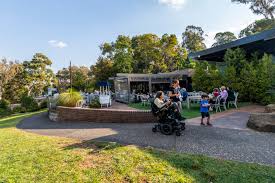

{"left": 200, "top": 94, "right": 212, "bottom": 126}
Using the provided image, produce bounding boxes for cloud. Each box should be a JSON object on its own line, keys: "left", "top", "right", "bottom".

{"left": 48, "top": 40, "right": 68, "bottom": 48}
{"left": 158, "top": 0, "right": 186, "bottom": 9}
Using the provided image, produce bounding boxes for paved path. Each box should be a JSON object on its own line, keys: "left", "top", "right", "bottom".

{"left": 17, "top": 109, "right": 275, "bottom": 166}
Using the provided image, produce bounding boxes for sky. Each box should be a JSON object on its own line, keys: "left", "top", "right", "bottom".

{"left": 0, "top": 0, "right": 262, "bottom": 72}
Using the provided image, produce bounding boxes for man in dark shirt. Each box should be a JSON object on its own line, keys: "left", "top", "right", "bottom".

{"left": 168, "top": 80, "right": 180, "bottom": 103}
{"left": 168, "top": 79, "right": 186, "bottom": 120}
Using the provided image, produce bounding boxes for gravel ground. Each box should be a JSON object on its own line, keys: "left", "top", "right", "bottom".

{"left": 17, "top": 113, "right": 275, "bottom": 166}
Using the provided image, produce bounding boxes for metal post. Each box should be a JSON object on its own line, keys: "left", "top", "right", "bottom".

{"left": 149, "top": 75, "right": 152, "bottom": 94}
{"left": 69, "top": 61, "right": 72, "bottom": 92}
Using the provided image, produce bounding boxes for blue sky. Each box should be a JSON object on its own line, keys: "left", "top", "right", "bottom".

{"left": 0, "top": 0, "right": 261, "bottom": 72}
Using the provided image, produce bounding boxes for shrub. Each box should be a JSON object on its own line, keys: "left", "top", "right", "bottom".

{"left": 0, "top": 108, "right": 12, "bottom": 117}
{"left": 39, "top": 100, "right": 48, "bottom": 109}
{"left": 89, "top": 99, "right": 101, "bottom": 108}
{"left": 21, "top": 95, "right": 39, "bottom": 112}
{"left": 0, "top": 99, "right": 10, "bottom": 109}
{"left": 192, "top": 62, "right": 223, "bottom": 93}
{"left": 12, "top": 106, "right": 26, "bottom": 113}
{"left": 57, "top": 91, "right": 82, "bottom": 107}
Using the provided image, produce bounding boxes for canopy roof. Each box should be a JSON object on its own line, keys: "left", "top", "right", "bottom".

{"left": 188, "top": 28, "right": 275, "bottom": 62}
{"left": 97, "top": 81, "right": 112, "bottom": 87}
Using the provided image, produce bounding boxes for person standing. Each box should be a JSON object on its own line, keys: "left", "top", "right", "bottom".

{"left": 200, "top": 94, "right": 212, "bottom": 126}
{"left": 168, "top": 80, "right": 182, "bottom": 111}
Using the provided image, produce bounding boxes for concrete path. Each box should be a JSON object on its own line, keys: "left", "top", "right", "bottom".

{"left": 17, "top": 108, "right": 275, "bottom": 166}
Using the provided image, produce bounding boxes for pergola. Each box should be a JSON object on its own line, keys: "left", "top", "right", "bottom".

{"left": 188, "top": 28, "right": 275, "bottom": 63}
{"left": 111, "top": 69, "right": 194, "bottom": 103}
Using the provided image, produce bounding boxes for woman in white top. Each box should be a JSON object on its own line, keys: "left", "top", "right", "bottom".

{"left": 154, "top": 91, "right": 184, "bottom": 121}
{"left": 154, "top": 91, "right": 171, "bottom": 109}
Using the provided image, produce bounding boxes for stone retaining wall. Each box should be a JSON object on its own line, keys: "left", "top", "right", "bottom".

{"left": 53, "top": 106, "right": 157, "bottom": 123}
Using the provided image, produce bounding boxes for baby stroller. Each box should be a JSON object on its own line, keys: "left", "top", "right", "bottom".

{"left": 151, "top": 101, "right": 186, "bottom": 136}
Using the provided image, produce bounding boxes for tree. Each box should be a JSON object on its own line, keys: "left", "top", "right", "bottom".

{"left": 239, "top": 18, "right": 275, "bottom": 38}
{"left": 192, "top": 62, "right": 223, "bottom": 92}
{"left": 212, "top": 32, "right": 237, "bottom": 47}
{"left": 224, "top": 48, "right": 247, "bottom": 75}
{"left": 0, "top": 59, "right": 22, "bottom": 100}
{"left": 71, "top": 66, "right": 90, "bottom": 91}
{"left": 56, "top": 68, "right": 70, "bottom": 92}
{"left": 113, "top": 35, "right": 133, "bottom": 74}
{"left": 90, "top": 57, "right": 115, "bottom": 82}
{"left": 182, "top": 25, "right": 206, "bottom": 52}
{"left": 254, "top": 54, "right": 273, "bottom": 103}
{"left": 23, "top": 53, "right": 54, "bottom": 97}
{"left": 160, "top": 34, "right": 188, "bottom": 71}
{"left": 239, "top": 62, "right": 258, "bottom": 101}
{"left": 232, "top": 0, "right": 275, "bottom": 19}
{"left": 132, "top": 34, "right": 163, "bottom": 73}
{"left": 1, "top": 63, "right": 26, "bottom": 103}
{"left": 223, "top": 66, "right": 240, "bottom": 91}
{"left": 56, "top": 66, "right": 91, "bottom": 92}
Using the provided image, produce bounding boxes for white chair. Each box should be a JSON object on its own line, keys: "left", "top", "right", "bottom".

{"left": 99, "top": 95, "right": 111, "bottom": 108}
{"left": 213, "top": 96, "right": 227, "bottom": 112}
{"left": 141, "top": 95, "right": 149, "bottom": 106}
{"left": 228, "top": 92, "right": 238, "bottom": 109}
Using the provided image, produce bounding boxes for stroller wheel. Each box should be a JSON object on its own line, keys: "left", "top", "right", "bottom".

{"left": 152, "top": 127, "right": 157, "bottom": 133}
{"left": 160, "top": 124, "right": 173, "bottom": 135}
{"left": 175, "top": 130, "right": 181, "bottom": 136}
{"left": 181, "top": 123, "right": 186, "bottom": 131}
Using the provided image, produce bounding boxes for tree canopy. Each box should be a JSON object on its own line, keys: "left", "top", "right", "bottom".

{"left": 239, "top": 18, "right": 275, "bottom": 38}
{"left": 90, "top": 33, "right": 190, "bottom": 78}
{"left": 182, "top": 25, "right": 206, "bottom": 52}
{"left": 232, "top": 0, "right": 275, "bottom": 19}
{"left": 212, "top": 32, "right": 237, "bottom": 47}
{"left": 1, "top": 53, "right": 55, "bottom": 103}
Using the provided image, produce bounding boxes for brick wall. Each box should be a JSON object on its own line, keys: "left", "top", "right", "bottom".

{"left": 56, "top": 107, "right": 157, "bottom": 123}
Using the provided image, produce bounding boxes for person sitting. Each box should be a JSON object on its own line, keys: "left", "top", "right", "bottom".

{"left": 220, "top": 86, "right": 228, "bottom": 103}
{"left": 227, "top": 87, "right": 235, "bottom": 102}
{"left": 213, "top": 88, "right": 219, "bottom": 97}
{"left": 154, "top": 91, "right": 184, "bottom": 121}
{"left": 179, "top": 88, "right": 188, "bottom": 101}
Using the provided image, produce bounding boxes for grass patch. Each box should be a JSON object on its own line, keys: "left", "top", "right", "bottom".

{"left": 129, "top": 102, "right": 202, "bottom": 119}
{"left": 129, "top": 102, "right": 252, "bottom": 119}
{"left": 0, "top": 113, "right": 274, "bottom": 182}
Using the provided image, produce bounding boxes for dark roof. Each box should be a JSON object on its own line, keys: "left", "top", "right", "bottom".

{"left": 97, "top": 81, "right": 112, "bottom": 87}
{"left": 188, "top": 28, "right": 275, "bottom": 62}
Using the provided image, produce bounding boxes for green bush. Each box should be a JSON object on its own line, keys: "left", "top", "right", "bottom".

{"left": 12, "top": 106, "right": 26, "bottom": 113}
{"left": 57, "top": 91, "right": 82, "bottom": 107}
{"left": 89, "top": 99, "right": 101, "bottom": 108}
{"left": 39, "top": 100, "right": 48, "bottom": 109}
{"left": 0, "top": 99, "right": 10, "bottom": 110}
{"left": 193, "top": 49, "right": 275, "bottom": 105}
{"left": 0, "top": 108, "right": 12, "bottom": 117}
{"left": 21, "top": 96, "right": 39, "bottom": 112}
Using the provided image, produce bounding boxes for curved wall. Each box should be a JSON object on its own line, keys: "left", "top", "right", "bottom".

{"left": 52, "top": 106, "right": 157, "bottom": 123}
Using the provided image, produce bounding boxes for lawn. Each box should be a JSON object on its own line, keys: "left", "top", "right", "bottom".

{"left": 129, "top": 102, "right": 252, "bottom": 119}
{"left": 0, "top": 112, "right": 274, "bottom": 182}
{"left": 129, "top": 102, "right": 203, "bottom": 119}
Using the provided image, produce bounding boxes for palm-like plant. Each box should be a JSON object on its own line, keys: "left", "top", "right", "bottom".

{"left": 57, "top": 90, "right": 82, "bottom": 107}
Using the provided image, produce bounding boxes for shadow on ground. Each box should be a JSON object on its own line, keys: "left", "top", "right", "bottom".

{"left": 17, "top": 112, "right": 275, "bottom": 166}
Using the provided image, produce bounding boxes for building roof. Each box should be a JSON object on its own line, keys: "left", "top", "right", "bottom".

{"left": 188, "top": 28, "right": 275, "bottom": 62}
{"left": 116, "top": 69, "right": 194, "bottom": 79}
